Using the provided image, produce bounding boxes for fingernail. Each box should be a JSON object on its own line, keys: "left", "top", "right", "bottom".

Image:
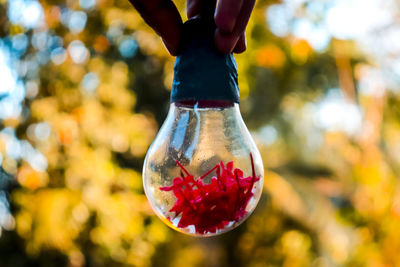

{"left": 233, "top": 35, "right": 246, "bottom": 53}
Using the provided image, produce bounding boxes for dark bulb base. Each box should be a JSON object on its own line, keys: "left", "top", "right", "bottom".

{"left": 174, "top": 100, "right": 235, "bottom": 108}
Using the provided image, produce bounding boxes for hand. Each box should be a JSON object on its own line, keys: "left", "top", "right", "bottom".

{"left": 128, "top": 0, "right": 256, "bottom": 56}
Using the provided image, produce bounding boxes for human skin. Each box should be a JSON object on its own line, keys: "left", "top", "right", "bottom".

{"left": 127, "top": 0, "right": 256, "bottom": 55}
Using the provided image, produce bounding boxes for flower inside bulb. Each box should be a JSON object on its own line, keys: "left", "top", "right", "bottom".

{"left": 160, "top": 153, "right": 259, "bottom": 235}
{"left": 143, "top": 101, "right": 263, "bottom": 236}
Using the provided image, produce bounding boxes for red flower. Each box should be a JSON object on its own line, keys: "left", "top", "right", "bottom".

{"left": 160, "top": 153, "right": 260, "bottom": 234}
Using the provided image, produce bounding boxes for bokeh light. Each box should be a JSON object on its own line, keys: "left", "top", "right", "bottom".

{"left": 0, "top": 0, "right": 400, "bottom": 266}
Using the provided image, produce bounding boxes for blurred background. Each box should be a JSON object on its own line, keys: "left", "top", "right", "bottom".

{"left": 0, "top": 0, "right": 400, "bottom": 266}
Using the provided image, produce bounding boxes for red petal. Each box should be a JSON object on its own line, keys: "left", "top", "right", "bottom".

{"left": 160, "top": 155, "right": 260, "bottom": 234}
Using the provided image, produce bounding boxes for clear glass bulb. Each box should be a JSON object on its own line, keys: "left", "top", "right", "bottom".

{"left": 143, "top": 101, "right": 263, "bottom": 236}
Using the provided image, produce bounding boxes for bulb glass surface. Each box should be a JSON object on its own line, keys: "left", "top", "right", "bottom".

{"left": 143, "top": 102, "right": 263, "bottom": 236}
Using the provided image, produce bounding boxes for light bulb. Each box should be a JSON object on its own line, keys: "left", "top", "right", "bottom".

{"left": 143, "top": 101, "right": 263, "bottom": 236}
{"left": 142, "top": 18, "right": 264, "bottom": 236}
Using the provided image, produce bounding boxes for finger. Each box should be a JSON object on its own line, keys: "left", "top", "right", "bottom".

{"left": 233, "top": 33, "right": 246, "bottom": 53}
{"left": 187, "top": 0, "right": 201, "bottom": 18}
{"left": 128, "top": 0, "right": 182, "bottom": 55}
{"left": 214, "top": 28, "right": 240, "bottom": 54}
{"left": 214, "top": 0, "right": 255, "bottom": 53}
{"left": 231, "top": 0, "right": 255, "bottom": 36}
{"left": 214, "top": 0, "right": 244, "bottom": 33}
{"left": 187, "top": 0, "right": 216, "bottom": 19}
